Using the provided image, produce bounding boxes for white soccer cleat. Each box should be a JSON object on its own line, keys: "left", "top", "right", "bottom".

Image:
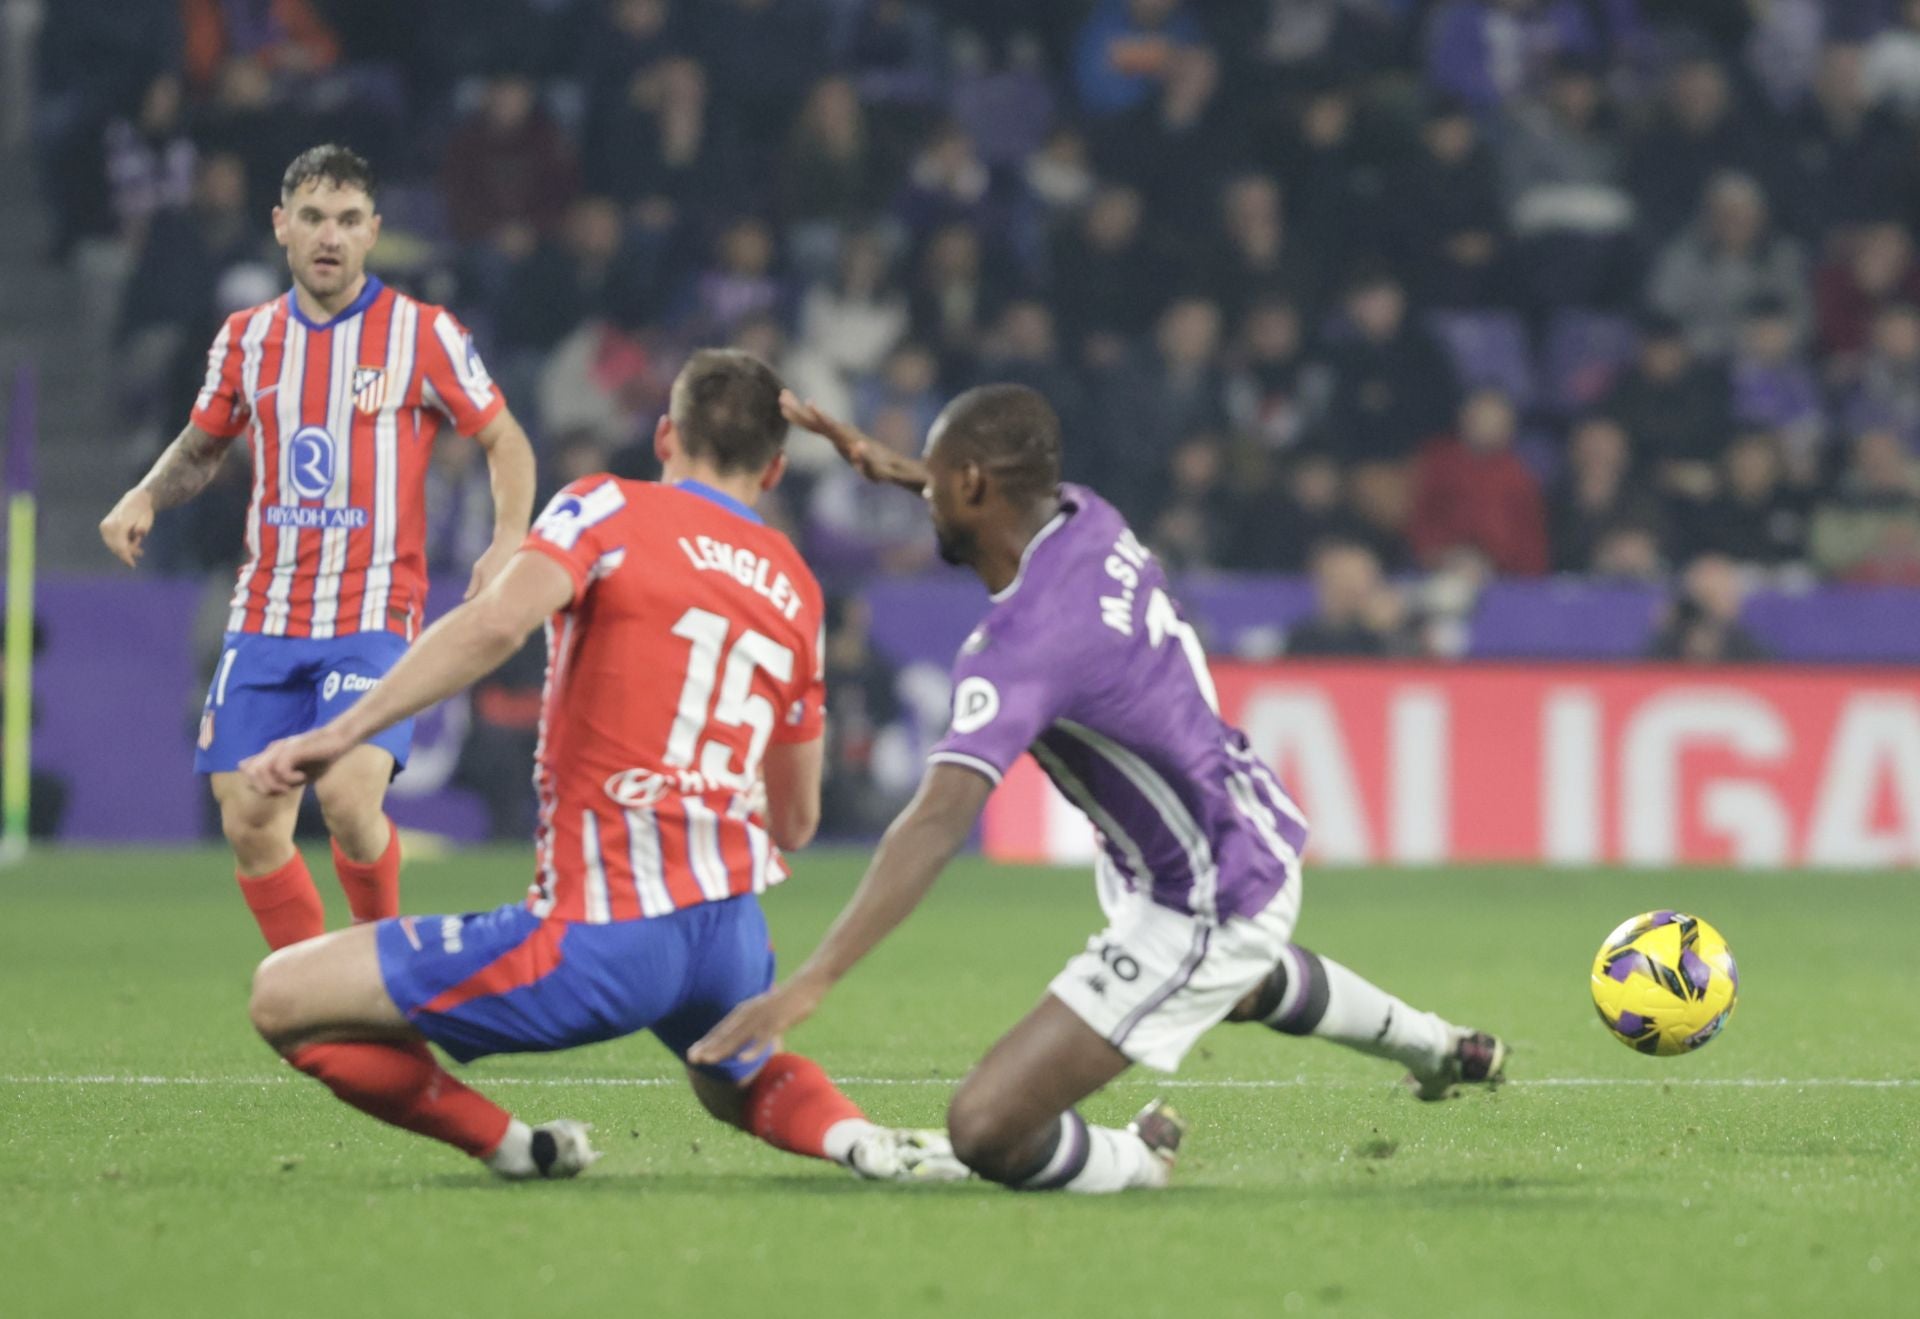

{"left": 491, "top": 1119, "right": 601, "bottom": 1180}
{"left": 1127, "top": 1099, "right": 1186, "bottom": 1187}
{"left": 1406, "top": 1029, "right": 1509, "bottom": 1102}
{"left": 846, "top": 1128, "right": 972, "bottom": 1183}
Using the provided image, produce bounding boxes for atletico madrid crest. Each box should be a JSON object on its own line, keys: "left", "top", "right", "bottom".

{"left": 353, "top": 366, "right": 388, "bottom": 415}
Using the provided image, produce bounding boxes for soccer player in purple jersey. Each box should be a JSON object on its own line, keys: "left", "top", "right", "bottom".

{"left": 693, "top": 384, "right": 1507, "bottom": 1194}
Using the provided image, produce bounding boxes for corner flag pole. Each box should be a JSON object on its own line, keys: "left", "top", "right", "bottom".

{"left": 1, "top": 361, "right": 37, "bottom": 864}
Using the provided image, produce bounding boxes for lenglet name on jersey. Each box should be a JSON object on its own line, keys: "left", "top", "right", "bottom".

{"left": 676, "top": 535, "right": 803, "bottom": 621}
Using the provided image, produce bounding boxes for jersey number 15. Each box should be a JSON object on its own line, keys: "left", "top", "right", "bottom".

{"left": 663, "top": 607, "right": 795, "bottom": 785}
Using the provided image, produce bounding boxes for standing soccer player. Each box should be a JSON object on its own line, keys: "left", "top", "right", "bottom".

{"left": 235, "top": 351, "right": 961, "bottom": 1182}
{"left": 693, "top": 386, "right": 1508, "bottom": 1192}
{"left": 98, "top": 145, "right": 537, "bottom": 949}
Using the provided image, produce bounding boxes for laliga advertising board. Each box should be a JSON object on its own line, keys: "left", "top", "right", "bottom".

{"left": 982, "top": 663, "right": 1920, "bottom": 869}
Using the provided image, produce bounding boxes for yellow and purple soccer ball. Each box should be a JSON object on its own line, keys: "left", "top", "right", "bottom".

{"left": 1590, "top": 911, "right": 1738, "bottom": 1056}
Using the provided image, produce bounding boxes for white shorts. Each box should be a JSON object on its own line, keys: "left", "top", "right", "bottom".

{"left": 1048, "top": 867, "right": 1302, "bottom": 1073}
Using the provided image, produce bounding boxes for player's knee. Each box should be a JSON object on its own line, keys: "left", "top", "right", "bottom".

{"left": 247, "top": 951, "right": 301, "bottom": 1049}
{"left": 945, "top": 1091, "right": 1024, "bottom": 1182}
{"left": 219, "top": 803, "right": 286, "bottom": 864}
{"left": 312, "top": 777, "right": 379, "bottom": 839}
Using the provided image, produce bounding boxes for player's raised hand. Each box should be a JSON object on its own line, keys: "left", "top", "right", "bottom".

{"left": 688, "top": 974, "right": 829, "bottom": 1066}
{"left": 99, "top": 489, "right": 156, "bottom": 568}
{"left": 241, "top": 726, "right": 354, "bottom": 796}
{"left": 780, "top": 390, "right": 929, "bottom": 492}
{"left": 465, "top": 537, "right": 517, "bottom": 601}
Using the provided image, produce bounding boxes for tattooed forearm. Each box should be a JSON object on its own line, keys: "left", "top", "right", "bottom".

{"left": 137, "top": 425, "right": 234, "bottom": 510}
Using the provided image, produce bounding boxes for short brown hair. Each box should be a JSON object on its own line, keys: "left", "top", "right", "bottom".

{"left": 670, "top": 349, "right": 787, "bottom": 475}
{"left": 281, "top": 144, "right": 376, "bottom": 203}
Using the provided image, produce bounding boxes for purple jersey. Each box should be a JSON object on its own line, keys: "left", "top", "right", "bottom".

{"left": 930, "top": 486, "right": 1309, "bottom": 921}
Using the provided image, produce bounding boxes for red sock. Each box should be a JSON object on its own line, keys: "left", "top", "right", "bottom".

{"left": 237, "top": 853, "right": 326, "bottom": 950}
{"left": 288, "top": 1041, "right": 512, "bottom": 1159}
{"left": 332, "top": 818, "right": 401, "bottom": 924}
{"left": 744, "top": 1052, "right": 870, "bottom": 1162}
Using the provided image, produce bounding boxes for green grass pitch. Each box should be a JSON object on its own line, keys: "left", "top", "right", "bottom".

{"left": 2, "top": 847, "right": 1914, "bottom": 1318}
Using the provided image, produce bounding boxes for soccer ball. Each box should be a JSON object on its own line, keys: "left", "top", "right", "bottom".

{"left": 1589, "top": 911, "right": 1738, "bottom": 1056}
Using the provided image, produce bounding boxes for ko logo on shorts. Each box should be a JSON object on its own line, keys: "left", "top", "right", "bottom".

{"left": 951, "top": 677, "right": 1000, "bottom": 734}
{"left": 288, "top": 426, "right": 337, "bottom": 500}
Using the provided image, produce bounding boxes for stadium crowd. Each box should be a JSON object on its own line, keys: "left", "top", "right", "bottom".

{"left": 24, "top": 2, "right": 1920, "bottom": 822}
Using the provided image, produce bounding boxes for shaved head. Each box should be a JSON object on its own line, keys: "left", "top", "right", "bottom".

{"left": 928, "top": 384, "right": 1062, "bottom": 507}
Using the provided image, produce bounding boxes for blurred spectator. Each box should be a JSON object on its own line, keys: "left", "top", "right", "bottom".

{"left": 1261, "top": 74, "right": 1377, "bottom": 279}
{"left": 1051, "top": 184, "right": 1171, "bottom": 364}
{"left": 1683, "top": 431, "right": 1809, "bottom": 567}
{"left": 1626, "top": 53, "right": 1778, "bottom": 243}
{"left": 1499, "top": 55, "right": 1636, "bottom": 311}
{"left": 950, "top": 29, "right": 1056, "bottom": 167}
{"left": 977, "top": 300, "right": 1089, "bottom": 459}
{"left": 690, "top": 216, "right": 784, "bottom": 338}
{"left": 1323, "top": 266, "right": 1458, "bottom": 464}
{"left": 855, "top": 343, "right": 944, "bottom": 446}
{"left": 1589, "top": 522, "right": 1667, "bottom": 583}
{"left": 119, "top": 153, "right": 259, "bottom": 345}
{"left": 1148, "top": 435, "right": 1235, "bottom": 571}
{"left": 103, "top": 75, "right": 196, "bottom": 246}
{"left": 1022, "top": 126, "right": 1098, "bottom": 222}
{"left": 1788, "top": 43, "right": 1908, "bottom": 234}
{"left": 1810, "top": 428, "right": 1920, "bottom": 582}
{"left": 1547, "top": 414, "right": 1666, "bottom": 573}
{"left": 1424, "top": 0, "right": 1601, "bottom": 113}
{"left": 1390, "top": 97, "right": 1511, "bottom": 311}
{"left": 538, "top": 319, "right": 657, "bottom": 449}
{"left": 911, "top": 223, "right": 999, "bottom": 379}
{"left": 1095, "top": 297, "right": 1228, "bottom": 520}
{"left": 1099, "top": 46, "right": 1241, "bottom": 244}
{"left": 1229, "top": 450, "right": 1380, "bottom": 573}
{"left": 182, "top": 0, "right": 339, "bottom": 90}
{"left": 1647, "top": 172, "right": 1808, "bottom": 358}
{"left": 1224, "top": 299, "right": 1331, "bottom": 457}
{"left": 495, "top": 197, "right": 655, "bottom": 354}
{"left": 1812, "top": 220, "right": 1920, "bottom": 377}
{"left": 1863, "top": 1, "right": 1920, "bottom": 118}
{"left": 798, "top": 230, "right": 909, "bottom": 381}
{"left": 895, "top": 123, "right": 993, "bottom": 238}
{"left": 1646, "top": 554, "right": 1772, "bottom": 662}
{"left": 1602, "top": 313, "right": 1733, "bottom": 500}
{"left": 1203, "top": 174, "right": 1317, "bottom": 323}
{"left": 1408, "top": 388, "right": 1549, "bottom": 575}
{"left": 838, "top": 0, "right": 946, "bottom": 106}
{"left": 1731, "top": 296, "right": 1827, "bottom": 484}
{"left": 440, "top": 72, "right": 579, "bottom": 246}
{"left": 1285, "top": 540, "right": 1411, "bottom": 656}
{"left": 1843, "top": 300, "right": 1920, "bottom": 452}
{"left": 584, "top": 56, "right": 730, "bottom": 226}
{"left": 692, "top": 0, "right": 826, "bottom": 158}
{"left": 781, "top": 77, "right": 884, "bottom": 274}
{"left": 818, "top": 596, "right": 912, "bottom": 837}
{"left": 1073, "top": 0, "right": 1206, "bottom": 118}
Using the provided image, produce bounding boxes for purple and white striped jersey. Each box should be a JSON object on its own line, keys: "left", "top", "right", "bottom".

{"left": 929, "top": 485, "right": 1309, "bottom": 922}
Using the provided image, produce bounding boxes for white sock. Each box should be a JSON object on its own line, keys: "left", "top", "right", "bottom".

{"left": 1311, "top": 956, "right": 1453, "bottom": 1075}
{"left": 1066, "top": 1125, "right": 1165, "bottom": 1193}
{"left": 484, "top": 1118, "right": 535, "bottom": 1175}
{"left": 821, "top": 1117, "right": 879, "bottom": 1166}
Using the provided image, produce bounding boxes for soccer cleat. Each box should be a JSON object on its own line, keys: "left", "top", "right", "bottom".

{"left": 1127, "top": 1099, "right": 1187, "bottom": 1186}
{"left": 493, "top": 1120, "right": 600, "bottom": 1180}
{"left": 1406, "top": 1029, "right": 1509, "bottom": 1102}
{"left": 847, "top": 1128, "right": 972, "bottom": 1183}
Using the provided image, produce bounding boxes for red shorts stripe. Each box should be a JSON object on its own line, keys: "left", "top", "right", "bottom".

{"left": 415, "top": 918, "right": 569, "bottom": 1016}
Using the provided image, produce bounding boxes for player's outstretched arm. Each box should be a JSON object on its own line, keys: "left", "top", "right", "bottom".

{"left": 241, "top": 551, "right": 574, "bottom": 794}
{"left": 465, "top": 408, "right": 539, "bottom": 599}
{"left": 689, "top": 764, "right": 993, "bottom": 1064}
{"left": 781, "top": 390, "right": 931, "bottom": 494}
{"left": 99, "top": 423, "right": 235, "bottom": 567}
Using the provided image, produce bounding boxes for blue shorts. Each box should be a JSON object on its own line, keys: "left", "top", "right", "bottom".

{"left": 374, "top": 898, "right": 777, "bottom": 1083}
{"left": 195, "top": 630, "right": 414, "bottom": 774}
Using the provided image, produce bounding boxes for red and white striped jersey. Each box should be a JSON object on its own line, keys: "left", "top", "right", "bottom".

{"left": 518, "top": 477, "right": 827, "bottom": 923}
{"left": 190, "top": 277, "right": 504, "bottom": 639}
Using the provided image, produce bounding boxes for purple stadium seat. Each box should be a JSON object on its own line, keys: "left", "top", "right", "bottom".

{"left": 1427, "top": 310, "right": 1535, "bottom": 410}
{"left": 1542, "top": 309, "right": 1639, "bottom": 416}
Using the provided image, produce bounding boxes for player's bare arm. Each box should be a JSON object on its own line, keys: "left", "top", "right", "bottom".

{"left": 242, "top": 550, "right": 573, "bottom": 793}
{"left": 781, "top": 390, "right": 931, "bottom": 493}
{"left": 99, "top": 423, "right": 236, "bottom": 566}
{"left": 690, "top": 764, "right": 993, "bottom": 1064}
{"left": 465, "top": 408, "right": 539, "bottom": 599}
{"left": 761, "top": 736, "right": 825, "bottom": 851}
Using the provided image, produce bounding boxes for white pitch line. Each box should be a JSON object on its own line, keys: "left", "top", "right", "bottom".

{"left": 0, "top": 1075, "right": 1913, "bottom": 1089}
